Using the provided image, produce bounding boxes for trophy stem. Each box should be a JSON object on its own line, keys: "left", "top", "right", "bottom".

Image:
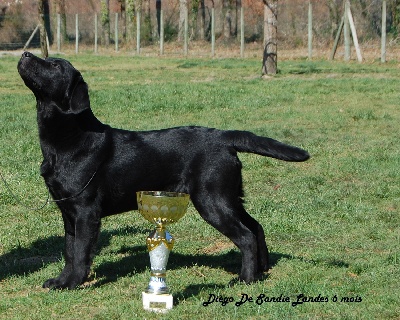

{"left": 145, "top": 227, "right": 174, "bottom": 295}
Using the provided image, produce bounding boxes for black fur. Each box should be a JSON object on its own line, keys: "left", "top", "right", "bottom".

{"left": 17, "top": 52, "right": 309, "bottom": 289}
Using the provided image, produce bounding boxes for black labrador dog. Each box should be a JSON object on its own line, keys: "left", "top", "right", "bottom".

{"left": 17, "top": 52, "right": 309, "bottom": 290}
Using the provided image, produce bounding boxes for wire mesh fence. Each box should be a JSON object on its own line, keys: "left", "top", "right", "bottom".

{"left": 0, "top": 0, "right": 399, "bottom": 60}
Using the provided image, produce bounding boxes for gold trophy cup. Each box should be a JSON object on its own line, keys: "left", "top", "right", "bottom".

{"left": 136, "top": 191, "right": 190, "bottom": 312}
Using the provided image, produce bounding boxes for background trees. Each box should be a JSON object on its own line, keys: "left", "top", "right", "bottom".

{"left": 1, "top": 0, "right": 399, "bottom": 54}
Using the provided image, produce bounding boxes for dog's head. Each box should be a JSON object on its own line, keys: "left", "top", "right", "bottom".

{"left": 18, "top": 52, "right": 89, "bottom": 114}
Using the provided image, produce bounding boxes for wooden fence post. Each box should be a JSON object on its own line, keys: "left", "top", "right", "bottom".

{"left": 75, "top": 14, "right": 79, "bottom": 54}
{"left": 23, "top": 25, "right": 40, "bottom": 51}
{"left": 95, "top": 14, "right": 98, "bottom": 54}
{"left": 240, "top": 7, "right": 244, "bottom": 58}
{"left": 381, "top": 0, "right": 387, "bottom": 63}
{"left": 57, "top": 13, "right": 61, "bottom": 52}
{"left": 308, "top": 1, "right": 312, "bottom": 60}
{"left": 330, "top": 2, "right": 361, "bottom": 62}
{"left": 160, "top": 9, "right": 164, "bottom": 55}
{"left": 184, "top": 7, "right": 188, "bottom": 56}
{"left": 344, "top": 0, "right": 351, "bottom": 61}
{"left": 136, "top": 9, "right": 141, "bottom": 55}
{"left": 330, "top": 15, "right": 344, "bottom": 60}
{"left": 347, "top": 7, "right": 362, "bottom": 62}
{"left": 211, "top": 7, "right": 215, "bottom": 57}
{"left": 115, "top": 12, "right": 119, "bottom": 52}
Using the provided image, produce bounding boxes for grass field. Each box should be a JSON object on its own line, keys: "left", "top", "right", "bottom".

{"left": 0, "top": 53, "right": 399, "bottom": 319}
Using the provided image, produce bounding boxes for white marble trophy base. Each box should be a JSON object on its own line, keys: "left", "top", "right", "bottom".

{"left": 142, "top": 292, "right": 173, "bottom": 313}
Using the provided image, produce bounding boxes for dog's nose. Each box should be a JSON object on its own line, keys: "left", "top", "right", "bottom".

{"left": 22, "top": 51, "right": 32, "bottom": 58}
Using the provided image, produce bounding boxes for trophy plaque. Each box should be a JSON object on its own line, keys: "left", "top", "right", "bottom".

{"left": 136, "top": 191, "right": 190, "bottom": 312}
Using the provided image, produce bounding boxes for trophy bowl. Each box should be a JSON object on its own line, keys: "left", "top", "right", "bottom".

{"left": 137, "top": 191, "right": 189, "bottom": 228}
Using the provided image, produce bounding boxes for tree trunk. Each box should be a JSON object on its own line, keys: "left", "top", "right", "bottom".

{"left": 142, "top": 0, "right": 152, "bottom": 42}
{"left": 178, "top": 0, "right": 187, "bottom": 41}
{"left": 262, "top": 0, "right": 277, "bottom": 75}
{"left": 125, "top": 0, "right": 135, "bottom": 46}
{"left": 199, "top": 0, "right": 206, "bottom": 40}
{"left": 222, "top": 0, "right": 232, "bottom": 40}
{"left": 38, "top": 0, "right": 49, "bottom": 57}
{"left": 390, "top": 1, "right": 400, "bottom": 36}
{"left": 156, "top": 0, "right": 161, "bottom": 37}
{"left": 118, "top": 0, "right": 126, "bottom": 40}
{"left": 101, "top": 0, "right": 110, "bottom": 46}
{"left": 236, "top": 0, "right": 241, "bottom": 39}
{"left": 190, "top": 0, "right": 199, "bottom": 40}
{"left": 326, "top": 0, "right": 341, "bottom": 41}
{"left": 55, "top": 0, "right": 67, "bottom": 42}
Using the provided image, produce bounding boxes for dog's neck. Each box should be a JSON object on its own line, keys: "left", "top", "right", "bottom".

{"left": 37, "top": 100, "right": 107, "bottom": 151}
{"left": 75, "top": 108, "right": 107, "bottom": 133}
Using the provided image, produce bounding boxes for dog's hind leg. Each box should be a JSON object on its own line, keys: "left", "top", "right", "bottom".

{"left": 239, "top": 210, "right": 269, "bottom": 274}
{"left": 191, "top": 193, "right": 261, "bottom": 283}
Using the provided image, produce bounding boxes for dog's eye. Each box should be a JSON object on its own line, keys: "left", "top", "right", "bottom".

{"left": 51, "top": 62, "right": 60, "bottom": 69}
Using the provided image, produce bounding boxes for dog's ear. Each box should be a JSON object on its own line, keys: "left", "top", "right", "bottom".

{"left": 68, "top": 76, "right": 90, "bottom": 114}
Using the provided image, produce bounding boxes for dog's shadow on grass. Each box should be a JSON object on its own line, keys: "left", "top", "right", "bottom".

{"left": 0, "top": 234, "right": 64, "bottom": 280}
{"left": 0, "top": 226, "right": 350, "bottom": 300}
{"left": 93, "top": 232, "right": 243, "bottom": 288}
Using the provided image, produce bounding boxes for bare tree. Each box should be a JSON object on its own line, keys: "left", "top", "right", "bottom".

{"left": 116, "top": 0, "right": 126, "bottom": 39}
{"left": 38, "top": 0, "right": 49, "bottom": 57}
{"left": 190, "top": 0, "right": 199, "bottom": 39}
{"left": 143, "top": 0, "right": 152, "bottom": 42}
{"left": 156, "top": 0, "right": 161, "bottom": 37}
{"left": 178, "top": 0, "right": 188, "bottom": 41}
{"left": 101, "top": 0, "right": 110, "bottom": 46}
{"left": 55, "top": 0, "right": 67, "bottom": 42}
{"left": 389, "top": 0, "right": 400, "bottom": 35}
{"left": 262, "top": 0, "right": 277, "bottom": 75}
{"left": 199, "top": 0, "right": 206, "bottom": 40}
{"left": 189, "top": 0, "right": 206, "bottom": 40}
{"left": 222, "top": 0, "right": 233, "bottom": 39}
{"left": 235, "top": 0, "right": 241, "bottom": 38}
{"left": 325, "top": 0, "right": 342, "bottom": 40}
{"left": 125, "top": 0, "right": 135, "bottom": 45}
{"left": 0, "top": 6, "right": 7, "bottom": 28}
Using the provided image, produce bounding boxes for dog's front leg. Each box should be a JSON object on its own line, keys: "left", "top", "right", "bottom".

{"left": 67, "top": 215, "right": 100, "bottom": 289}
{"left": 43, "top": 231, "right": 75, "bottom": 289}
{"left": 43, "top": 211, "right": 100, "bottom": 290}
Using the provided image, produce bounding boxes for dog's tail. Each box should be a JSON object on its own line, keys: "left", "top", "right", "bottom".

{"left": 225, "top": 130, "right": 310, "bottom": 162}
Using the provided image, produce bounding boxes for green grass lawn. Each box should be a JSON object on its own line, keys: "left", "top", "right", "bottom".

{"left": 0, "top": 53, "right": 399, "bottom": 319}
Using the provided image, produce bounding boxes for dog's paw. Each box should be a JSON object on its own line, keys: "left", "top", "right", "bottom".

{"left": 43, "top": 277, "right": 63, "bottom": 289}
{"left": 42, "top": 277, "right": 80, "bottom": 290}
{"left": 235, "top": 271, "right": 268, "bottom": 286}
